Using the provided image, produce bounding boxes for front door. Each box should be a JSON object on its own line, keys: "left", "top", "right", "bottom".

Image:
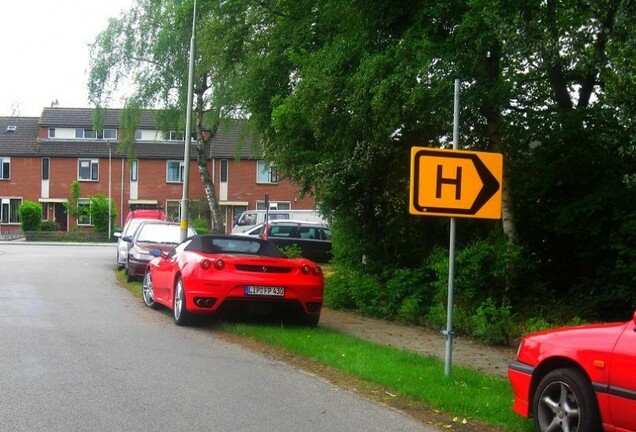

{"left": 54, "top": 203, "right": 67, "bottom": 231}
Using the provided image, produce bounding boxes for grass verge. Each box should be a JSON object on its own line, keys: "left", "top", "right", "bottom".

{"left": 116, "top": 270, "right": 531, "bottom": 431}
{"left": 221, "top": 323, "right": 532, "bottom": 432}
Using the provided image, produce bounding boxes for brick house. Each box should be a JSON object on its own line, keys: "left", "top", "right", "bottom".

{"left": 0, "top": 107, "right": 317, "bottom": 236}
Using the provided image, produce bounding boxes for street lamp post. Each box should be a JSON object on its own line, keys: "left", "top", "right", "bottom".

{"left": 179, "top": 0, "right": 197, "bottom": 241}
{"left": 107, "top": 141, "right": 112, "bottom": 239}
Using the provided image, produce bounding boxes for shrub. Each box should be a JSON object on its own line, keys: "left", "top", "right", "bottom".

{"left": 41, "top": 221, "right": 58, "bottom": 231}
{"left": 471, "top": 298, "right": 518, "bottom": 345}
{"left": 89, "top": 194, "right": 117, "bottom": 233}
{"left": 190, "top": 218, "right": 210, "bottom": 235}
{"left": 377, "top": 268, "right": 436, "bottom": 321}
{"left": 280, "top": 243, "right": 302, "bottom": 258}
{"left": 397, "top": 294, "right": 424, "bottom": 324}
{"left": 426, "top": 302, "right": 474, "bottom": 336}
{"left": 325, "top": 267, "right": 382, "bottom": 315}
{"left": 18, "top": 201, "right": 42, "bottom": 231}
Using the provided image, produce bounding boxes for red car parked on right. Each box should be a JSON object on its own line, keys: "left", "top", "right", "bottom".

{"left": 508, "top": 311, "right": 636, "bottom": 432}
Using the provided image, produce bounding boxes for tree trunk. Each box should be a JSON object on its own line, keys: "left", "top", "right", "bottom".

{"left": 480, "top": 43, "right": 519, "bottom": 306}
{"left": 194, "top": 90, "right": 225, "bottom": 233}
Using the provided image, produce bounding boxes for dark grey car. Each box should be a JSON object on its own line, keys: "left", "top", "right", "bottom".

{"left": 240, "top": 221, "right": 332, "bottom": 263}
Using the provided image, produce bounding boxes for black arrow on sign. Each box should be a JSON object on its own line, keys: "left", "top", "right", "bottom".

{"left": 412, "top": 149, "right": 500, "bottom": 215}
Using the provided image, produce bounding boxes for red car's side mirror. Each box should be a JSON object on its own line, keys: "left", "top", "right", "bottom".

{"left": 633, "top": 310, "right": 636, "bottom": 327}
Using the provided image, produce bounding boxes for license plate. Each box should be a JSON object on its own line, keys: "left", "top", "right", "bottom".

{"left": 244, "top": 286, "right": 285, "bottom": 296}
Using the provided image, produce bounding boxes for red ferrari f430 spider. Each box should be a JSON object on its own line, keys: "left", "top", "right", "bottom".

{"left": 142, "top": 235, "right": 324, "bottom": 326}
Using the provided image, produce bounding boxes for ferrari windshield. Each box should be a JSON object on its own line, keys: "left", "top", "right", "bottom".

{"left": 187, "top": 235, "right": 285, "bottom": 258}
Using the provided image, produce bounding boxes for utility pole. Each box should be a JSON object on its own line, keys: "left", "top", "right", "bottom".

{"left": 179, "top": 0, "right": 197, "bottom": 241}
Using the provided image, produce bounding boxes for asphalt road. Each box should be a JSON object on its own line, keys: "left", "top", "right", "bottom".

{"left": 0, "top": 243, "right": 434, "bottom": 432}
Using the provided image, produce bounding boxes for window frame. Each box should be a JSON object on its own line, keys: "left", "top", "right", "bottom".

{"left": 102, "top": 129, "right": 117, "bottom": 139}
{"left": 76, "top": 198, "right": 92, "bottom": 226}
{"left": 166, "top": 160, "right": 185, "bottom": 183}
{"left": 220, "top": 159, "right": 228, "bottom": 182}
{"left": 0, "top": 157, "right": 10, "bottom": 180}
{"left": 130, "top": 159, "right": 138, "bottom": 182}
{"left": 78, "top": 158, "right": 99, "bottom": 181}
{"left": 75, "top": 128, "right": 95, "bottom": 139}
{"left": 42, "top": 157, "right": 50, "bottom": 180}
{"left": 256, "top": 160, "right": 278, "bottom": 184}
{"left": 0, "top": 198, "right": 22, "bottom": 224}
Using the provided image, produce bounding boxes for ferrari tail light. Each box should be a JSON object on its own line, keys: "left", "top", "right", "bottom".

{"left": 214, "top": 259, "right": 225, "bottom": 270}
{"left": 200, "top": 259, "right": 212, "bottom": 270}
{"left": 301, "top": 264, "right": 322, "bottom": 276}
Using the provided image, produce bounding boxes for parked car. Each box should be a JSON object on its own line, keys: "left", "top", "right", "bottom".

{"left": 508, "top": 311, "right": 636, "bottom": 432}
{"left": 123, "top": 220, "right": 196, "bottom": 282}
{"left": 142, "top": 234, "right": 324, "bottom": 326}
{"left": 231, "top": 209, "right": 326, "bottom": 234}
{"left": 114, "top": 210, "right": 167, "bottom": 269}
{"left": 236, "top": 220, "right": 332, "bottom": 263}
{"left": 124, "top": 209, "right": 167, "bottom": 225}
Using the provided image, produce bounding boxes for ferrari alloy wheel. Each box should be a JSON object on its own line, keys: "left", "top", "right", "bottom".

{"left": 533, "top": 368, "right": 601, "bottom": 432}
{"left": 142, "top": 273, "right": 158, "bottom": 309}
{"left": 173, "top": 277, "right": 191, "bottom": 326}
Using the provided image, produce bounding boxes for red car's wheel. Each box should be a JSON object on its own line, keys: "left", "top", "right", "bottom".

{"left": 533, "top": 368, "right": 601, "bottom": 432}
{"left": 142, "top": 273, "right": 158, "bottom": 310}
{"left": 173, "top": 276, "right": 191, "bottom": 326}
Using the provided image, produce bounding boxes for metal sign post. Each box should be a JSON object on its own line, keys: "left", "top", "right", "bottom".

{"left": 444, "top": 79, "right": 461, "bottom": 377}
{"left": 408, "top": 80, "right": 502, "bottom": 377}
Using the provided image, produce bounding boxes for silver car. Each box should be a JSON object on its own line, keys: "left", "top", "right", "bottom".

{"left": 114, "top": 218, "right": 158, "bottom": 269}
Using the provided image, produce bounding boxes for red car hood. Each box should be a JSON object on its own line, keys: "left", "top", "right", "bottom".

{"left": 517, "top": 321, "right": 629, "bottom": 367}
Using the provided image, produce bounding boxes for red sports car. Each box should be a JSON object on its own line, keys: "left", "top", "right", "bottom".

{"left": 142, "top": 235, "right": 324, "bottom": 326}
{"left": 508, "top": 312, "right": 636, "bottom": 432}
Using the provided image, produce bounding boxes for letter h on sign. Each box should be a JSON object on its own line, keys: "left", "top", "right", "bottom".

{"left": 436, "top": 165, "right": 462, "bottom": 200}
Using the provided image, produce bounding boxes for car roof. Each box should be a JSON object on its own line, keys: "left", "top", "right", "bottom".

{"left": 125, "top": 209, "right": 167, "bottom": 224}
{"left": 266, "top": 219, "right": 328, "bottom": 227}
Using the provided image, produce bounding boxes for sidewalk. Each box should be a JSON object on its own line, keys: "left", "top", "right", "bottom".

{"left": 318, "top": 308, "right": 515, "bottom": 379}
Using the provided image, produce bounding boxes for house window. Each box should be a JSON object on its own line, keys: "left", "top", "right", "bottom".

{"left": 42, "top": 202, "right": 50, "bottom": 221}
{"left": 135, "top": 130, "right": 143, "bottom": 140}
{"left": 0, "top": 198, "right": 21, "bottom": 224}
{"left": 48, "top": 128, "right": 56, "bottom": 138}
{"left": 102, "top": 129, "right": 117, "bottom": 139}
{"left": 42, "top": 158, "right": 50, "bottom": 180}
{"left": 162, "top": 130, "right": 185, "bottom": 141}
{"left": 220, "top": 159, "right": 228, "bottom": 182}
{"left": 77, "top": 199, "right": 91, "bottom": 225}
{"left": 166, "top": 160, "right": 184, "bottom": 183}
{"left": 0, "top": 157, "right": 10, "bottom": 179}
{"left": 166, "top": 200, "right": 181, "bottom": 222}
{"left": 257, "top": 160, "right": 278, "bottom": 184}
{"left": 256, "top": 201, "right": 291, "bottom": 211}
{"left": 78, "top": 159, "right": 99, "bottom": 181}
{"left": 131, "top": 160, "right": 138, "bottom": 182}
{"left": 75, "top": 128, "right": 95, "bottom": 139}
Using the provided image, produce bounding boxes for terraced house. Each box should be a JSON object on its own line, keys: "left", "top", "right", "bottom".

{"left": 0, "top": 107, "right": 317, "bottom": 237}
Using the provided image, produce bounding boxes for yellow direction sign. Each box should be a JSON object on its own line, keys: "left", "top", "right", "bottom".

{"left": 409, "top": 147, "right": 503, "bottom": 219}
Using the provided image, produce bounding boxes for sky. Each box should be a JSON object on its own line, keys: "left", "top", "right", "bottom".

{"left": 0, "top": 0, "right": 135, "bottom": 117}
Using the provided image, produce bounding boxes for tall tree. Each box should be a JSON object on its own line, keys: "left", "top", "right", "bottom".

{"left": 206, "top": 0, "right": 636, "bottom": 315}
{"left": 88, "top": 0, "right": 234, "bottom": 232}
